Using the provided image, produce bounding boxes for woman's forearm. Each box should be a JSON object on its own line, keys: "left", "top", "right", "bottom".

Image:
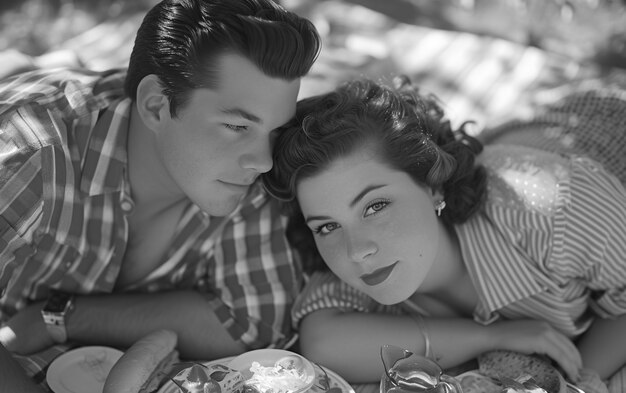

{"left": 298, "top": 310, "right": 582, "bottom": 384}
{"left": 298, "top": 310, "right": 493, "bottom": 383}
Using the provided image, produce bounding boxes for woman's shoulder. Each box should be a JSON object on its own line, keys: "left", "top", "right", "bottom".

{"left": 296, "top": 271, "right": 373, "bottom": 310}
{"left": 477, "top": 145, "right": 572, "bottom": 216}
{"left": 473, "top": 143, "right": 626, "bottom": 228}
{"left": 478, "top": 144, "right": 571, "bottom": 175}
{"left": 292, "top": 271, "right": 402, "bottom": 325}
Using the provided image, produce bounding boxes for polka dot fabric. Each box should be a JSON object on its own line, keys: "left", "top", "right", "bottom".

{"left": 482, "top": 72, "right": 626, "bottom": 186}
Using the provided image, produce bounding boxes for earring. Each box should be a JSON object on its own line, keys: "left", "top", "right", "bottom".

{"left": 435, "top": 200, "right": 446, "bottom": 217}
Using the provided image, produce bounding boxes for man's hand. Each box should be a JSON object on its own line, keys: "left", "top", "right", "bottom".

{"left": 0, "top": 301, "right": 54, "bottom": 355}
{"left": 0, "top": 343, "right": 46, "bottom": 393}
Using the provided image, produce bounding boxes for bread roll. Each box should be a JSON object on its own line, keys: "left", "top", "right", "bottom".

{"left": 478, "top": 350, "right": 567, "bottom": 393}
{"left": 103, "top": 329, "right": 179, "bottom": 393}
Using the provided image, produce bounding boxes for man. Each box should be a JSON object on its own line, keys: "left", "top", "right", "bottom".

{"left": 0, "top": 0, "right": 321, "bottom": 391}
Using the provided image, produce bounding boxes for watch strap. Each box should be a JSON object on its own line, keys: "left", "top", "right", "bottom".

{"left": 41, "top": 292, "right": 75, "bottom": 343}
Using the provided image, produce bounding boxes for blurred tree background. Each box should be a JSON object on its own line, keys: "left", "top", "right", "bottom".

{"left": 1, "top": 0, "right": 625, "bottom": 130}
{"left": 0, "top": 0, "right": 156, "bottom": 55}
{"left": 1, "top": 0, "right": 625, "bottom": 69}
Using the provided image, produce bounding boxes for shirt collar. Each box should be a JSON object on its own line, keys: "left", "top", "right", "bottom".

{"left": 80, "top": 98, "right": 132, "bottom": 196}
{"left": 456, "top": 218, "right": 545, "bottom": 317}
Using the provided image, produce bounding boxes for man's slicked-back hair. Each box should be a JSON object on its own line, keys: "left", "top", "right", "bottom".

{"left": 124, "top": 0, "right": 321, "bottom": 116}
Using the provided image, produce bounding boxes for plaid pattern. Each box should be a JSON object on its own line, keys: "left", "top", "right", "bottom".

{"left": 0, "top": 68, "right": 301, "bottom": 390}
{"left": 13, "top": 344, "right": 76, "bottom": 387}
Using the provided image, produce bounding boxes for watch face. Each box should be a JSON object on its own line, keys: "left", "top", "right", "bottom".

{"left": 45, "top": 292, "right": 73, "bottom": 313}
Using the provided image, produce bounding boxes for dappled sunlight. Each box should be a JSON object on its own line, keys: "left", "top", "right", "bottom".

{"left": 1, "top": 0, "right": 625, "bottom": 130}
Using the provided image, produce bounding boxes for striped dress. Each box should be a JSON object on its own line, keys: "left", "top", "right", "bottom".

{"left": 292, "top": 86, "right": 626, "bottom": 393}
{"left": 293, "top": 145, "right": 626, "bottom": 331}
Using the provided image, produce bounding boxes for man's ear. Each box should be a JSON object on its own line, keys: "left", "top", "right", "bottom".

{"left": 135, "top": 74, "right": 170, "bottom": 130}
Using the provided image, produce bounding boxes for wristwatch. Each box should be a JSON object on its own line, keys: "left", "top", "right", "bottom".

{"left": 41, "top": 290, "right": 75, "bottom": 343}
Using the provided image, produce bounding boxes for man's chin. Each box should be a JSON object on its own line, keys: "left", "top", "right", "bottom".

{"left": 198, "top": 195, "right": 244, "bottom": 217}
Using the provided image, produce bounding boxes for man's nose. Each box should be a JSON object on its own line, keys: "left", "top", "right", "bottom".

{"left": 240, "top": 134, "right": 273, "bottom": 173}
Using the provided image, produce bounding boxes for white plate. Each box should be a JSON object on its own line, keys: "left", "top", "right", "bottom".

{"left": 229, "top": 348, "right": 316, "bottom": 392}
{"left": 47, "top": 346, "right": 123, "bottom": 393}
{"left": 158, "top": 356, "right": 355, "bottom": 393}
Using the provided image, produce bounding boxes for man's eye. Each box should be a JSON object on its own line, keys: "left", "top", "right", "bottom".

{"left": 224, "top": 124, "right": 248, "bottom": 132}
{"left": 364, "top": 200, "right": 389, "bottom": 217}
{"left": 312, "top": 222, "right": 339, "bottom": 236}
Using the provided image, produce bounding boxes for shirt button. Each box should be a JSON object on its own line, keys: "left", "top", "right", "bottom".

{"left": 120, "top": 200, "right": 133, "bottom": 212}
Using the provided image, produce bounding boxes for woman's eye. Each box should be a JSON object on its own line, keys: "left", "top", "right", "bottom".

{"left": 224, "top": 124, "right": 248, "bottom": 132}
{"left": 313, "top": 222, "right": 339, "bottom": 236}
{"left": 364, "top": 200, "right": 389, "bottom": 216}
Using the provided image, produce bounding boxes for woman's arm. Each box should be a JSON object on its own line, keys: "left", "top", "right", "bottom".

{"left": 577, "top": 314, "right": 626, "bottom": 379}
{"left": 298, "top": 309, "right": 582, "bottom": 383}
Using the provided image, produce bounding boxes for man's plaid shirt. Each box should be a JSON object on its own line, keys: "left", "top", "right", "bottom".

{"left": 0, "top": 68, "right": 301, "bottom": 388}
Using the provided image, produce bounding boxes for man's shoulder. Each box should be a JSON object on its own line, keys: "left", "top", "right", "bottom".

{"left": 0, "top": 67, "right": 127, "bottom": 117}
{"left": 0, "top": 68, "right": 130, "bottom": 174}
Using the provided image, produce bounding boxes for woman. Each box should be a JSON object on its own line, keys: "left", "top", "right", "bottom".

{"left": 263, "top": 75, "right": 626, "bottom": 393}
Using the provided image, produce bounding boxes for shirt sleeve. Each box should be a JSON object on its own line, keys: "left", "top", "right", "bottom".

{"left": 0, "top": 113, "right": 43, "bottom": 314}
{"left": 570, "top": 158, "right": 626, "bottom": 319}
{"left": 202, "top": 186, "right": 302, "bottom": 349}
{"left": 460, "top": 146, "right": 626, "bottom": 331}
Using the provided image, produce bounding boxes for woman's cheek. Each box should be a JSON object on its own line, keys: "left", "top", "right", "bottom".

{"left": 316, "top": 238, "right": 342, "bottom": 269}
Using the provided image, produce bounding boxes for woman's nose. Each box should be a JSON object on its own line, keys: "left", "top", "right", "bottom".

{"left": 346, "top": 231, "right": 378, "bottom": 262}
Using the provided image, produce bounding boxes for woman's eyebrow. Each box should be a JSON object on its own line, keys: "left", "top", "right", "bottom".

{"left": 350, "top": 184, "right": 385, "bottom": 208}
{"left": 305, "top": 214, "right": 331, "bottom": 224}
{"left": 305, "top": 184, "right": 386, "bottom": 224}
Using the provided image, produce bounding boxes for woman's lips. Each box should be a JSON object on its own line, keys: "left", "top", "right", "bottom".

{"left": 360, "top": 261, "right": 398, "bottom": 286}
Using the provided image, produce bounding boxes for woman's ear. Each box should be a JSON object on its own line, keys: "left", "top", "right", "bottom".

{"left": 135, "top": 74, "right": 170, "bottom": 130}
{"left": 431, "top": 188, "right": 446, "bottom": 217}
{"left": 431, "top": 188, "right": 444, "bottom": 203}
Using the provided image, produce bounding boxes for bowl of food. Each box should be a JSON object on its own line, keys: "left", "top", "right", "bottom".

{"left": 228, "top": 349, "right": 316, "bottom": 393}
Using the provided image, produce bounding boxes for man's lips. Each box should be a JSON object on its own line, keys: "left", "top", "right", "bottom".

{"left": 219, "top": 179, "right": 256, "bottom": 188}
{"left": 360, "top": 261, "right": 398, "bottom": 286}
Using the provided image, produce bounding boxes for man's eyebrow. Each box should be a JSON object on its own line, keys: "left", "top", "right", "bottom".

{"left": 305, "top": 184, "right": 386, "bottom": 224}
{"left": 222, "top": 108, "right": 262, "bottom": 123}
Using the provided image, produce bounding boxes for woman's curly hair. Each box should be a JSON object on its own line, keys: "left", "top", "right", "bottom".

{"left": 263, "top": 75, "right": 487, "bottom": 273}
